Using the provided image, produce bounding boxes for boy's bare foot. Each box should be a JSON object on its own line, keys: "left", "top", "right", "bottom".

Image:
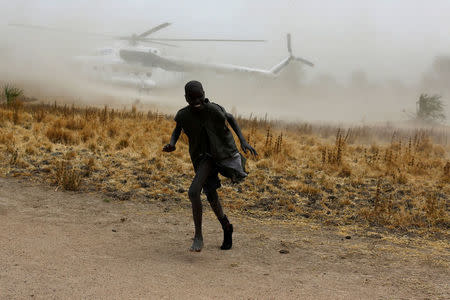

{"left": 190, "top": 236, "right": 204, "bottom": 252}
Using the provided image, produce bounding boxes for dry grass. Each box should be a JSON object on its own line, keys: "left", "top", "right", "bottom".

{"left": 0, "top": 101, "right": 449, "bottom": 236}
{"left": 54, "top": 161, "right": 81, "bottom": 191}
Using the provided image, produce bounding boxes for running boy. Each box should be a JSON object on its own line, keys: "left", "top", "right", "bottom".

{"left": 163, "top": 80, "right": 257, "bottom": 252}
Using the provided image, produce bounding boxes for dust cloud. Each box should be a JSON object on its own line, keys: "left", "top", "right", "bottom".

{"left": 1, "top": 0, "right": 449, "bottom": 124}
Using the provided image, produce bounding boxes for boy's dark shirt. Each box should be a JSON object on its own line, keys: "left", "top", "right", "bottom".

{"left": 174, "top": 99, "right": 239, "bottom": 168}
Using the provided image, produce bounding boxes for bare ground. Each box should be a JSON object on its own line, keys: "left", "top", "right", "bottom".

{"left": 0, "top": 177, "right": 448, "bottom": 299}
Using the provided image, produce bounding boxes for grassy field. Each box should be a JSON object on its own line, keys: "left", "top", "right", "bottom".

{"left": 0, "top": 100, "right": 449, "bottom": 237}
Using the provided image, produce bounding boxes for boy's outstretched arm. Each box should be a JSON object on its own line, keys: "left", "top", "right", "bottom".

{"left": 226, "top": 113, "right": 258, "bottom": 156}
{"left": 163, "top": 123, "right": 182, "bottom": 152}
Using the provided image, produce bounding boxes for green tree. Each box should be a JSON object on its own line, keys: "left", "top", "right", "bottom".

{"left": 3, "top": 84, "right": 23, "bottom": 106}
{"left": 416, "top": 93, "right": 446, "bottom": 123}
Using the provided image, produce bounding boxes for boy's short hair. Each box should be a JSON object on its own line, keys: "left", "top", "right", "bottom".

{"left": 185, "top": 80, "right": 204, "bottom": 98}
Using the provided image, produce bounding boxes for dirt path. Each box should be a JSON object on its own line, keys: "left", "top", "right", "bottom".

{"left": 0, "top": 177, "right": 448, "bottom": 299}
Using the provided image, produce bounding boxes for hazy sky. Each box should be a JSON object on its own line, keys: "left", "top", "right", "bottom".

{"left": 1, "top": 0, "right": 450, "bottom": 83}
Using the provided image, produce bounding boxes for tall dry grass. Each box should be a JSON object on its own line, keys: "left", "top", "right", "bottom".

{"left": 0, "top": 101, "right": 448, "bottom": 234}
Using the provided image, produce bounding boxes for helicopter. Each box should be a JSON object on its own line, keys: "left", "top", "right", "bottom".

{"left": 9, "top": 22, "right": 314, "bottom": 91}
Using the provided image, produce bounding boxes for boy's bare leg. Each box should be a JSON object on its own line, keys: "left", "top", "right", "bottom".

{"left": 207, "top": 190, "right": 233, "bottom": 250}
{"left": 206, "top": 190, "right": 224, "bottom": 219}
{"left": 187, "top": 159, "right": 214, "bottom": 252}
{"left": 189, "top": 198, "right": 203, "bottom": 252}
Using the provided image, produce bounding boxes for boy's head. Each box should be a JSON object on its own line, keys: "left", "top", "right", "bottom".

{"left": 185, "top": 80, "right": 205, "bottom": 111}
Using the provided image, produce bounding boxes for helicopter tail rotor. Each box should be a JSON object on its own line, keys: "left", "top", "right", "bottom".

{"left": 287, "top": 33, "right": 292, "bottom": 55}
{"left": 270, "top": 33, "right": 314, "bottom": 75}
{"left": 286, "top": 33, "right": 314, "bottom": 67}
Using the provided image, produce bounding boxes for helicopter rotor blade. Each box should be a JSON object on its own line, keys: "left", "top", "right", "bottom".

{"left": 8, "top": 23, "right": 115, "bottom": 38}
{"left": 293, "top": 56, "right": 314, "bottom": 67}
{"left": 287, "top": 33, "right": 292, "bottom": 54}
{"left": 140, "top": 40, "right": 179, "bottom": 47}
{"left": 10, "top": 23, "right": 265, "bottom": 46}
{"left": 144, "top": 38, "right": 266, "bottom": 42}
{"left": 137, "top": 22, "right": 171, "bottom": 38}
{"left": 117, "top": 37, "right": 177, "bottom": 47}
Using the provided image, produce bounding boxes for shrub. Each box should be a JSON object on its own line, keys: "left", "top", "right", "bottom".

{"left": 55, "top": 161, "right": 81, "bottom": 191}
{"left": 3, "top": 84, "right": 23, "bottom": 106}
{"left": 415, "top": 94, "right": 446, "bottom": 123}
